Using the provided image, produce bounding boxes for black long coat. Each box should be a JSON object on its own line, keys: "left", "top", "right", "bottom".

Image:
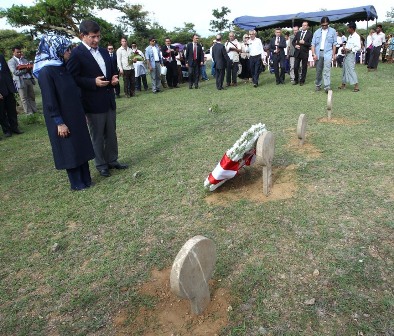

{"left": 38, "top": 66, "right": 94, "bottom": 170}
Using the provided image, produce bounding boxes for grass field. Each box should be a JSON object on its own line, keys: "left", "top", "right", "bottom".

{"left": 1, "top": 63, "right": 393, "bottom": 336}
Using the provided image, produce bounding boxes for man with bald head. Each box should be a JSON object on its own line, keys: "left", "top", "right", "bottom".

{"left": 211, "top": 34, "right": 230, "bottom": 90}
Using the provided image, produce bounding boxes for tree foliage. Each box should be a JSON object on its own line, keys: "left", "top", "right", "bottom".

{"left": 0, "top": 29, "right": 38, "bottom": 60}
{"left": 386, "top": 7, "right": 394, "bottom": 22}
{"left": 209, "top": 6, "right": 231, "bottom": 33}
{"left": 0, "top": 0, "right": 124, "bottom": 37}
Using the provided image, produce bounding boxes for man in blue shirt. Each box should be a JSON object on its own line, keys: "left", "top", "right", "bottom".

{"left": 311, "top": 17, "right": 337, "bottom": 93}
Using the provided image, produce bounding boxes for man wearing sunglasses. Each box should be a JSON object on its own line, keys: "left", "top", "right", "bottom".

{"left": 311, "top": 16, "right": 337, "bottom": 93}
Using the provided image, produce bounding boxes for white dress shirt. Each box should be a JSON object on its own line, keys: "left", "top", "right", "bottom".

{"left": 82, "top": 41, "right": 107, "bottom": 77}
{"left": 346, "top": 32, "right": 361, "bottom": 53}
{"left": 116, "top": 46, "right": 134, "bottom": 71}
{"left": 248, "top": 37, "right": 263, "bottom": 56}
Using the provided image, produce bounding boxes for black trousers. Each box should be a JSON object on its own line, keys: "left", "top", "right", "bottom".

{"left": 294, "top": 55, "right": 308, "bottom": 83}
{"left": 215, "top": 68, "right": 225, "bottom": 89}
{"left": 165, "top": 60, "right": 178, "bottom": 87}
{"left": 66, "top": 162, "right": 92, "bottom": 190}
{"left": 188, "top": 64, "right": 200, "bottom": 88}
{"left": 226, "top": 60, "right": 239, "bottom": 84}
{"left": 0, "top": 93, "right": 19, "bottom": 134}
{"left": 249, "top": 55, "right": 261, "bottom": 85}
{"left": 123, "top": 69, "right": 135, "bottom": 96}
{"left": 136, "top": 75, "right": 148, "bottom": 91}
{"left": 272, "top": 53, "right": 285, "bottom": 83}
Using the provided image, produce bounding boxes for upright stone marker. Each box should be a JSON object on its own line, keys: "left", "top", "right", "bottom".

{"left": 256, "top": 131, "right": 275, "bottom": 196}
{"left": 297, "top": 114, "right": 307, "bottom": 146}
{"left": 327, "top": 90, "right": 333, "bottom": 120}
{"left": 170, "top": 235, "right": 216, "bottom": 315}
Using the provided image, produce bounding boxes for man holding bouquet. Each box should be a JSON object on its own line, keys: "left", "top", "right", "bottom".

{"left": 116, "top": 37, "right": 135, "bottom": 97}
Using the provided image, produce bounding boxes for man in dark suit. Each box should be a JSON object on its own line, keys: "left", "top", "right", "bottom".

{"left": 161, "top": 37, "right": 179, "bottom": 88}
{"left": 0, "top": 54, "right": 23, "bottom": 139}
{"left": 185, "top": 34, "right": 204, "bottom": 89}
{"left": 211, "top": 34, "right": 230, "bottom": 90}
{"left": 269, "top": 28, "right": 287, "bottom": 84}
{"left": 292, "top": 21, "right": 313, "bottom": 85}
{"left": 67, "top": 20, "right": 128, "bottom": 178}
{"left": 107, "top": 44, "right": 120, "bottom": 97}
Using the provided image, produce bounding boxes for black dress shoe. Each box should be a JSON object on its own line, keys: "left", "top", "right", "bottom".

{"left": 99, "top": 169, "right": 111, "bottom": 177}
{"left": 300, "top": 82, "right": 304, "bottom": 86}
{"left": 292, "top": 81, "right": 299, "bottom": 85}
{"left": 4, "top": 132, "right": 12, "bottom": 137}
{"left": 12, "top": 128, "right": 24, "bottom": 134}
{"left": 109, "top": 162, "right": 128, "bottom": 169}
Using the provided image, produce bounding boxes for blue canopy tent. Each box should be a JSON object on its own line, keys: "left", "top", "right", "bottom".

{"left": 233, "top": 5, "right": 378, "bottom": 30}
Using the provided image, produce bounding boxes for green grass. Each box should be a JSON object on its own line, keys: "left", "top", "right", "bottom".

{"left": 1, "top": 63, "right": 393, "bottom": 335}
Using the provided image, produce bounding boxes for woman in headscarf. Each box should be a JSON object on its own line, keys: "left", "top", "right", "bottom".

{"left": 33, "top": 34, "right": 95, "bottom": 191}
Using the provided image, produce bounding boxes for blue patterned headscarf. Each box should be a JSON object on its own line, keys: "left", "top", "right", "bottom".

{"left": 33, "top": 34, "right": 72, "bottom": 78}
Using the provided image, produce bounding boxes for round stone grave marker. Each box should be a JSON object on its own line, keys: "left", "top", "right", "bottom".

{"left": 256, "top": 131, "right": 275, "bottom": 166}
{"left": 297, "top": 114, "right": 307, "bottom": 145}
{"left": 170, "top": 235, "right": 216, "bottom": 315}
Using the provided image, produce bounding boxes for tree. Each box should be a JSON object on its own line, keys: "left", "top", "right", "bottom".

{"left": 0, "top": 29, "right": 37, "bottom": 60}
{"left": 169, "top": 22, "right": 196, "bottom": 44}
{"left": 386, "top": 7, "right": 394, "bottom": 22}
{"left": 209, "top": 6, "right": 231, "bottom": 33}
{"left": 0, "top": 0, "right": 124, "bottom": 37}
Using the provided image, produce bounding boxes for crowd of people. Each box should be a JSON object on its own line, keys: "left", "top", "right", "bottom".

{"left": 0, "top": 17, "right": 392, "bottom": 190}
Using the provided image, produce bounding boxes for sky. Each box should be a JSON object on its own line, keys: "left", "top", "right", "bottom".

{"left": 1, "top": 0, "right": 392, "bottom": 37}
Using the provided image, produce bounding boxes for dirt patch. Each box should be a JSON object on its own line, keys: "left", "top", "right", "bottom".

{"left": 205, "top": 165, "right": 297, "bottom": 206}
{"left": 317, "top": 117, "right": 366, "bottom": 125}
{"left": 114, "top": 268, "right": 230, "bottom": 335}
{"left": 286, "top": 136, "right": 322, "bottom": 159}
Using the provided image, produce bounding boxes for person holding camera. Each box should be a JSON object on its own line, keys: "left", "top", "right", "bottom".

{"left": 8, "top": 47, "right": 37, "bottom": 115}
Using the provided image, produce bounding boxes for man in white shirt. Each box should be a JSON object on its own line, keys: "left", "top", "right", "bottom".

{"left": 248, "top": 30, "right": 264, "bottom": 87}
{"left": 368, "top": 24, "right": 386, "bottom": 71}
{"left": 117, "top": 37, "right": 135, "bottom": 97}
{"left": 225, "top": 32, "right": 241, "bottom": 87}
{"left": 338, "top": 22, "right": 361, "bottom": 92}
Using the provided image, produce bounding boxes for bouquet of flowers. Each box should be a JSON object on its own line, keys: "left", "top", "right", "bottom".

{"left": 128, "top": 51, "right": 143, "bottom": 65}
{"left": 204, "top": 123, "right": 267, "bottom": 191}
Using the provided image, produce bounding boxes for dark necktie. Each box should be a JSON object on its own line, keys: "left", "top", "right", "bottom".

{"left": 193, "top": 44, "right": 197, "bottom": 60}
{"left": 301, "top": 32, "right": 305, "bottom": 40}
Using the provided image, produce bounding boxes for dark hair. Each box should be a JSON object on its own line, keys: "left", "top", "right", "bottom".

{"left": 131, "top": 41, "right": 137, "bottom": 45}
{"left": 347, "top": 22, "right": 356, "bottom": 30}
{"left": 377, "top": 24, "right": 382, "bottom": 29}
{"left": 165, "top": 37, "right": 171, "bottom": 41}
{"left": 320, "top": 16, "right": 330, "bottom": 24}
{"left": 80, "top": 20, "right": 100, "bottom": 35}
{"left": 192, "top": 34, "right": 200, "bottom": 39}
{"left": 285, "top": 31, "right": 290, "bottom": 36}
{"left": 149, "top": 37, "right": 156, "bottom": 42}
{"left": 12, "top": 46, "right": 22, "bottom": 52}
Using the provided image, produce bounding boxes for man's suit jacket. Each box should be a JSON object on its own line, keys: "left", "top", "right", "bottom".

{"left": 7, "top": 56, "right": 29, "bottom": 90}
{"left": 211, "top": 43, "right": 230, "bottom": 69}
{"left": 292, "top": 30, "right": 313, "bottom": 58}
{"left": 0, "top": 54, "right": 17, "bottom": 97}
{"left": 67, "top": 44, "right": 116, "bottom": 115}
{"left": 269, "top": 36, "right": 287, "bottom": 58}
{"left": 161, "top": 45, "right": 177, "bottom": 65}
{"left": 185, "top": 42, "right": 203, "bottom": 67}
{"left": 109, "top": 53, "right": 119, "bottom": 75}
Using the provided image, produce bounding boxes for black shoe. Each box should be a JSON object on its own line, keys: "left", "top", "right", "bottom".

{"left": 12, "top": 128, "right": 24, "bottom": 134}
{"left": 300, "top": 82, "right": 304, "bottom": 86}
{"left": 109, "top": 162, "right": 128, "bottom": 170}
{"left": 4, "top": 132, "right": 12, "bottom": 137}
{"left": 292, "top": 82, "right": 299, "bottom": 85}
{"left": 195, "top": 86, "right": 199, "bottom": 89}
{"left": 99, "top": 169, "right": 110, "bottom": 177}
{"left": 189, "top": 86, "right": 193, "bottom": 89}
{"left": 253, "top": 84, "right": 258, "bottom": 88}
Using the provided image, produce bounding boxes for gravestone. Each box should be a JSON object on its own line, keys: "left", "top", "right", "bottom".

{"left": 297, "top": 114, "right": 307, "bottom": 146}
{"left": 327, "top": 90, "right": 333, "bottom": 120}
{"left": 170, "top": 235, "right": 216, "bottom": 315}
{"left": 256, "top": 131, "right": 275, "bottom": 196}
